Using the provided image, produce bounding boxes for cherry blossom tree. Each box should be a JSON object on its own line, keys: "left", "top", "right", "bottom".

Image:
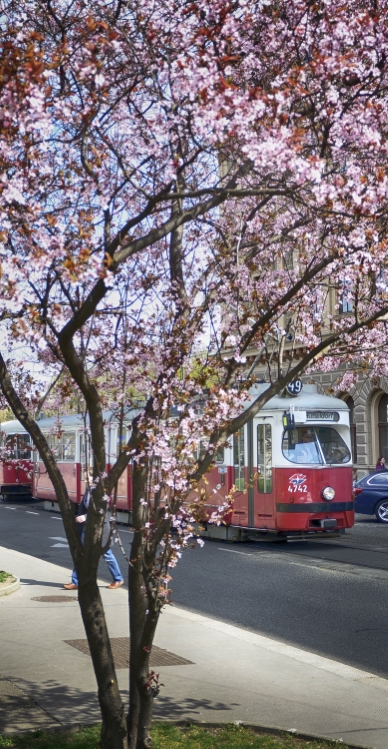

{"left": 1, "top": 1, "right": 388, "bottom": 748}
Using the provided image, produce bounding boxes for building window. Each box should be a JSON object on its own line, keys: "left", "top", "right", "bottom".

{"left": 257, "top": 424, "right": 272, "bottom": 493}
{"left": 375, "top": 267, "right": 387, "bottom": 303}
{"left": 340, "top": 279, "right": 353, "bottom": 313}
{"left": 283, "top": 250, "right": 293, "bottom": 270}
{"left": 233, "top": 429, "right": 245, "bottom": 491}
{"left": 378, "top": 394, "right": 388, "bottom": 462}
{"left": 345, "top": 396, "right": 357, "bottom": 463}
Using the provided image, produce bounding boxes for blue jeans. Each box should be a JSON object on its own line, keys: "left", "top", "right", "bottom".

{"left": 72, "top": 546, "right": 124, "bottom": 586}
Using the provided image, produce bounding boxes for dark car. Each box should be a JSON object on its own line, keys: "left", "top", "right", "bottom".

{"left": 354, "top": 471, "right": 388, "bottom": 523}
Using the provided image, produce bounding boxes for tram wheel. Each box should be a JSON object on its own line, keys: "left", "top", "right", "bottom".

{"left": 375, "top": 500, "right": 388, "bottom": 523}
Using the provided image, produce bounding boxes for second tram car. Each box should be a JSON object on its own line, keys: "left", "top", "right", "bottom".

{"left": 0, "top": 420, "right": 33, "bottom": 501}
{"left": 31, "top": 412, "right": 133, "bottom": 520}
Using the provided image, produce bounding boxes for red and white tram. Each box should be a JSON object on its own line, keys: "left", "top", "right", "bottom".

{"left": 0, "top": 383, "right": 354, "bottom": 540}
{"left": 0, "top": 413, "right": 132, "bottom": 520}
{"left": 199, "top": 383, "right": 354, "bottom": 540}
{"left": 0, "top": 420, "right": 33, "bottom": 501}
{"left": 31, "top": 413, "right": 132, "bottom": 520}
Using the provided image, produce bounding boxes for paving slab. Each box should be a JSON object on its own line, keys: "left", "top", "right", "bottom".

{"left": 1, "top": 544, "right": 388, "bottom": 747}
{"left": 0, "top": 674, "right": 59, "bottom": 734}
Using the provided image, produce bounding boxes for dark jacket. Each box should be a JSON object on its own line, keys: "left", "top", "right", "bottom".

{"left": 77, "top": 487, "right": 111, "bottom": 546}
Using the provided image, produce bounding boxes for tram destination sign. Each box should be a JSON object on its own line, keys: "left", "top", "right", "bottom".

{"left": 306, "top": 410, "right": 339, "bottom": 422}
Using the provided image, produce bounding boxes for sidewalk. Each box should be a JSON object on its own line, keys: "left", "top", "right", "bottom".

{"left": 1, "top": 545, "right": 388, "bottom": 748}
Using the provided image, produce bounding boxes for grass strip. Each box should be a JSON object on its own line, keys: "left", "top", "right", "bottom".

{"left": 0, "top": 723, "right": 351, "bottom": 749}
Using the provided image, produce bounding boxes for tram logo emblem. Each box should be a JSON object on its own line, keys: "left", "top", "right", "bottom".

{"left": 289, "top": 474, "right": 307, "bottom": 488}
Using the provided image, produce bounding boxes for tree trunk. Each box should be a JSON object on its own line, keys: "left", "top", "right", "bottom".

{"left": 128, "top": 540, "right": 142, "bottom": 749}
{"left": 127, "top": 544, "right": 159, "bottom": 749}
{"left": 127, "top": 457, "right": 160, "bottom": 749}
{"left": 77, "top": 572, "right": 128, "bottom": 749}
{"left": 0, "top": 355, "right": 130, "bottom": 747}
{"left": 136, "top": 663, "right": 154, "bottom": 749}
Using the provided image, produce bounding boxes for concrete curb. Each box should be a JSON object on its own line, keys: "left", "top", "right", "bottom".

{"left": 170, "top": 721, "right": 375, "bottom": 749}
{"left": 0, "top": 720, "right": 375, "bottom": 748}
{"left": 0, "top": 576, "right": 20, "bottom": 598}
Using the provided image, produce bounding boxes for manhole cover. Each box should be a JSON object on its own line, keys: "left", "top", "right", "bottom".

{"left": 65, "top": 638, "right": 193, "bottom": 668}
{"left": 31, "top": 596, "right": 78, "bottom": 602}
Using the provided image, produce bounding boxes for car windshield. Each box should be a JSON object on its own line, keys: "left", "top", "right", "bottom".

{"left": 282, "top": 426, "right": 351, "bottom": 465}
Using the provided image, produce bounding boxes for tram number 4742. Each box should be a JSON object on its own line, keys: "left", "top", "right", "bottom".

{"left": 288, "top": 483, "right": 308, "bottom": 493}
{"left": 288, "top": 474, "right": 308, "bottom": 493}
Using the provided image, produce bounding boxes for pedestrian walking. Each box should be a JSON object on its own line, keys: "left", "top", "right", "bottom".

{"left": 63, "top": 483, "right": 124, "bottom": 590}
{"left": 376, "top": 456, "right": 387, "bottom": 471}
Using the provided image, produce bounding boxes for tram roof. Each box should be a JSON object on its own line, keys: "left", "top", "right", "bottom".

{"left": 0, "top": 385, "right": 348, "bottom": 434}
{"left": 247, "top": 383, "right": 349, "bottom": 413}
{"left": 0, "top": 409, "right": 141, "bottom": 434}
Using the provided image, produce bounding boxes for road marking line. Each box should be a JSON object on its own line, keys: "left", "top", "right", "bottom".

{"left": 219, "top": 548, "right": 269, "bottom": 556}
{"left": 49, "top": 536, "right": 68, "bottom": 542}
{"left": 51, "top": 516, "right": 62, "bottom": 520}
{"left": 26, "top": 511, "right": 39, "bottom": 515}
{"left": 219, "top": 546, "right": 388, "bottom": 580}
{"left": 218, "top": 549, "right": 253, "bottom": 555}
{"left": 51, "top": 543, "right": 69, "bottom": 548}
{"left": 5, "top": 507, "right": 16, "bottom": 510}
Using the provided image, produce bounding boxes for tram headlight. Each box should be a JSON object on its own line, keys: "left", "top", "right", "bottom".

{"left": 322, "top": 486, "right": 335, "bottom": 501}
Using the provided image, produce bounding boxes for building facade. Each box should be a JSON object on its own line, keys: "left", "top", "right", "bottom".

{"left": 300, "top": 372, "right": 388, "bottom": 479}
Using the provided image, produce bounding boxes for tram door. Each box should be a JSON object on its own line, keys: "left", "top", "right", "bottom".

{"left": 249, "top": 418, "right": 276, "bottom": 529}
{"left": 247, "top": 420, "right": 254, "bottom": 527}
{"left": 232, "top": 426, "right": 249, "bottom": 526}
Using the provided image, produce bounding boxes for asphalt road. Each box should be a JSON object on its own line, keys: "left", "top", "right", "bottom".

{"left": 2, "top": 500, "right": 388, "bottom": 679}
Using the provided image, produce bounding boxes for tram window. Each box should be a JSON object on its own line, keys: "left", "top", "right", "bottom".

{"left": 79, "top": 432, "right": 93, "bottom": 464}
{"left": 233, "top": 429, "right": 245, "bottom": 491}
{"left": 116, "top": 432, "right": 127, "bottom": 458}
{"left": 46, "top": 431, "right": 76, "bottom": 461}
{"left": 80, "top": 433, "right": 85, "bottom": 468}
{"left": 5, "top": 435, "right": 18, "bottom": 459}
{"left": 282, "top": 427, "right": 322, "bottom": 464}
{"left": 18, "top": 434, "right": 31, "bottom": 459}
{"left": 3, "top": 433, "right": 31, "bottom": 460}
{"left": 314, "top": 427, "right": 350, "bottom": 464}
{"left": 62, "top": 432, "right": 76, "bottom": 461}
{"left": 197, "top": 440, "right": 207, "bottom": 462}
{"left": 257, "top": 424, "right": 272, "bottom": 493}
{"left": 196, "top": 440, "right": 223, "bottom": 464}
{"left": 80, "top": 434, "right": 85, "bottom": 478}
{"left": 215, "top": 446, "right": 224, "bottom": 463}
{"left": 48, "top": 433, "right": 62, "bottom": 460}
{"left": 80, "top": 432, "right": 93, "bottom": 477}
{"left": 282, "top": 427, "right": 350, "bottom": 465}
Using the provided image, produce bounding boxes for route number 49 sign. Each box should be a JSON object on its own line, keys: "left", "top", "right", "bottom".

{"left": 286, "top": 379, "right": 303, "bottom": 396}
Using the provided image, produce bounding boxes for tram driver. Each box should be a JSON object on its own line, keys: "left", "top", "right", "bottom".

{"left": 294, "top": 428, "right": 320, "bottom": 464}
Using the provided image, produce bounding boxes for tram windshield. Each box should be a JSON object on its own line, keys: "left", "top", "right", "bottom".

{"left": 282, "top": 426, "right": 351, "bottom": 465}
{"left": 2, "top": 434, "right": 31, "bottom": 460}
